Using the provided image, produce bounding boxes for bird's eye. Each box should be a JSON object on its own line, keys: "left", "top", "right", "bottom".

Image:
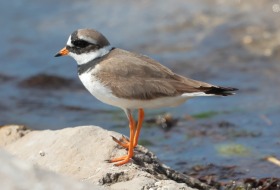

{"left": 72, "top": 40, "right": 90, "bottom": 48}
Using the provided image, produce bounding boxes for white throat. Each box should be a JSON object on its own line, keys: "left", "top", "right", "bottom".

{"left": 69, "top": 45, "right": 112, "bottom": 65}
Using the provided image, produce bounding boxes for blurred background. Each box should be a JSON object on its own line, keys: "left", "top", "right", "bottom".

{"left": 1, "top": 0, "right": 280, "bottom": 181}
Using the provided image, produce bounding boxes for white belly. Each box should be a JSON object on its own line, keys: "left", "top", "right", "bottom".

{"left": 78, "top": 72, "right": 193, "bottom": 109}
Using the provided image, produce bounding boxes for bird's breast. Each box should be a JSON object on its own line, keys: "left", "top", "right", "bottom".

{"left": 78, "top": 70, "right": 116, "bottom": 102}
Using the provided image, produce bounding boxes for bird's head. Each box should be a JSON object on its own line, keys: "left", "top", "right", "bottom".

{"left": 55, "top": 29, "right": 111, "bottom": 65}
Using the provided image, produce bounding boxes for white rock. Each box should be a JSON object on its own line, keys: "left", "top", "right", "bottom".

{"left": 0, "top": 149, "right": 105, "bottom": 190}
{"left": 1, "top": 125, "right": 209, "bottom": 190}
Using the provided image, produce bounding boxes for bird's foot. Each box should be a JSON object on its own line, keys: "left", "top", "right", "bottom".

{"left": 109, "top": 154, "right": 133, "bottom": 166}
{"left": 111, "top": 135, "right": 131, "bottom": 149}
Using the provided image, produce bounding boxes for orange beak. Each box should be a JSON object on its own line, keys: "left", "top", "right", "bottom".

{"left": 54, "top": 47, "right": 69, "bottom": 57}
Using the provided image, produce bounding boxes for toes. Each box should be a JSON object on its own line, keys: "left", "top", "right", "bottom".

{"left": 111, "top": 135, "right": 130, "bottom": 148}
{"left": 110, "top": 155, "right": 128, "bottom": 163}
{"left": 121, "top": 135, "right": 129, "bottom": 143}
{"left": 111, "top": 135, "right": 119, "bottom": 142}
{"left": 104, "top": 159, "right": 112, "bottom": 163}
{"left": 114, "top": 159, "right": 131, "bottom": 166}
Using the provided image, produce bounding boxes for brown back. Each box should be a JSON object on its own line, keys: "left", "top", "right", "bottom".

{"left": 92, "top": 48, "right": 220, "bottom": 100}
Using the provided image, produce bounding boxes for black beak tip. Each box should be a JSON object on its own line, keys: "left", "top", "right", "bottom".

{"left": 54, "top": 53, "right": 61, "bottom": 57}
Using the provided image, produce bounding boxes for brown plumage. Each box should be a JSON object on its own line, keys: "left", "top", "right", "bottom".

{"left": 90, "top": 48, "right": 237, "bottom": 100}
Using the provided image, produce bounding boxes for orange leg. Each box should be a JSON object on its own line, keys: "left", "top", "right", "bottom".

{"left": 133, "top": 109, "right": 144, "bottom": 147}
{"left": 110, "top": 112, "right": 135, "bottom": 166}
{"left": 111, "top": 109, "right": 144, "bottom": 148}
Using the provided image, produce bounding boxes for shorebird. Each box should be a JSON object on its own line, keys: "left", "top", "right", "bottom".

{"left": 55, "top": 29, "right": 237, "bottom": 166}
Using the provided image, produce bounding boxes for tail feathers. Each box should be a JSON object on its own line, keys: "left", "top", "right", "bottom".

{"left": 199, "top": 86, "right": 238, "bottom": 96}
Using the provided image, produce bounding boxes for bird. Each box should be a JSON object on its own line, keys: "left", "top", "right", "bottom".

{"left": 55, "top": 28, "right": 237, "bottom": 166}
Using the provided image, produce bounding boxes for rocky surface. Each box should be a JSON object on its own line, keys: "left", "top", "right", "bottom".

{"left": 0, "top": 125, "right": 214, "bottom": 190}
{"left": 0, "top": 149, "right": 104, "bottom": 190}
{"left": 0, "top": 125, "right": 30, "bottom": 146}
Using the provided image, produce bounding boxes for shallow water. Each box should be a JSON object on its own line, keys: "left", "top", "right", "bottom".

{"left": 1, "top": 0, "right": 280, "bottom": 181}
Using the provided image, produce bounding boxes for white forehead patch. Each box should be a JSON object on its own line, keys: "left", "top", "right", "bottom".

{"left": 66, "top": 35, "right": 73, "bottom": 47}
